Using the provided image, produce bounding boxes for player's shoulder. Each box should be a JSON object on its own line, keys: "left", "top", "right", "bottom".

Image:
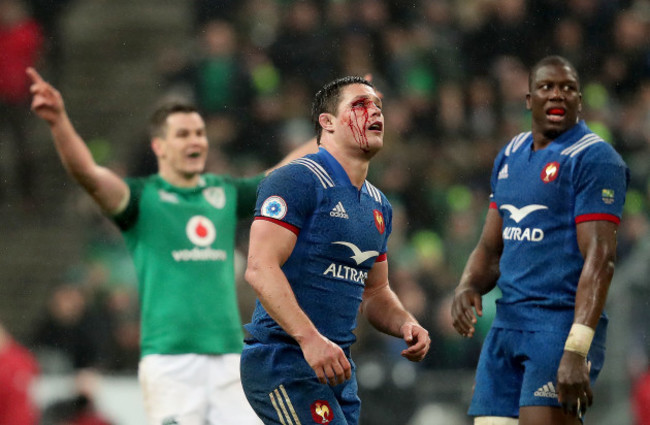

{"left": 267, "top": 153, "right": 335, "bottom": 189}
{"left": 502, "top": 131, "right": 532, "bottom": 158}
{"left": 124, "top": 174, "right": 156, "bottom": 184}
{"left": 560, "top": 132, "right": 626, "bottom": 166}
{"left": 123, "top": 174, "right": 157, "bottom": 194}
{"left": 200, "top": 172, "right": 230, "bottom": 185}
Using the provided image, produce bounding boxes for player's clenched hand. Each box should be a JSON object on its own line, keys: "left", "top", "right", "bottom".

{"left": 27, "top": 67, "right": 65, "bottom": 125}
{"left": 557, "top": 351, "right": 593, "bottom": 418}
{"left": 451, "top": 286, "right": 483, "bottom": 338}
{"left": 400, "top": 323, "right": 430, "bottom": 362}
{"left": 299, "top": 333, "right": 351, "bottom": 386}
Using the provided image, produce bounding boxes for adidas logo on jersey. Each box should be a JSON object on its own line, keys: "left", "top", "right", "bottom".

{"left": 330, "top": 202, "right": 349, "bottom": 219}
{"left": 534, "top": 381, "right": 558, "bottom": 398}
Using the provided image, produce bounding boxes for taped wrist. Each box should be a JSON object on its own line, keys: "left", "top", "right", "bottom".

{"left": 564, "top": 323, "right": 594, "bottom": 357}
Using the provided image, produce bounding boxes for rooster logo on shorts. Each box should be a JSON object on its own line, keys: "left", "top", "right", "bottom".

{"left": 310, "top": 400, "right": 333, "bottom": 423}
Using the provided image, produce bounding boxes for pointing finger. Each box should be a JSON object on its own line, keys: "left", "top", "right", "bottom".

{"left": 26, "top": 67, "right": 44, "bottom": 84}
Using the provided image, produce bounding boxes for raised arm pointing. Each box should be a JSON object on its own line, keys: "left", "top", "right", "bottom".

{"left": 28, "top": 67, "right": 129, "bottom": 214}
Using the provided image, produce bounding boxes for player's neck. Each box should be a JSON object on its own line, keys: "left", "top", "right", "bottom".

{"left": 531, "top": 130, "right": 554, "bottom": 151}
{"left": 345, "top": 162, "right": 369, "bottom": 189}
{"left": 324, "top": 147, "right": 370, "bottom": 189}
{"left": 158, "top": 169, "right": 201, "bottom": 188}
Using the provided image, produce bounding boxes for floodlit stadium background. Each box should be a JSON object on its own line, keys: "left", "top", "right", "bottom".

{"left": 1, "top": 1, "right": 648, "bottom": 424}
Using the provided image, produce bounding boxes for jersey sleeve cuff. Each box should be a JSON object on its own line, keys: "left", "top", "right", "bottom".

{"left": 575, "top": 213, "right": 620, "bottom": 225}
{"left": 254, "top": 216, "right": 300, "bottom": 235}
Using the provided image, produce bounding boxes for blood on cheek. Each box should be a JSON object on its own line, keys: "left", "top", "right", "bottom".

{"left": 345, "top": 106, "right": 370, "bottom": 152}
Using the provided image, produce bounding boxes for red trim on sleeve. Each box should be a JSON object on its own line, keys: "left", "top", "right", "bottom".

{"left": 375, "top": 253, "right": 387, "bottom": 263}
{"left": 575, "top": 213, "right": 620, "bottom": 225}
{"left": 489, "top": 201, "right": 498, "bottom": 209}
{"left": 254, "top": 216, "right": 300, "bottom": 235}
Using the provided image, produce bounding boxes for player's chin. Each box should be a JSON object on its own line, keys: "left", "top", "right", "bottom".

{"left": 185, "top": 163, "right": 206, "bottom": 174}
{"left": 370, "top": 134, "right": 384, "bottom": 146}
{"left": 363, "top": 142, "right": 383, "bottom": 157}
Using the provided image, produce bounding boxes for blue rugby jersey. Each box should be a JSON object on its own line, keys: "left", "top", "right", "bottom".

{"left": 489, "top": 120, "right": 629, "bottom": 332}
{"left": 245, "top": 148, "right": 392, "bottom": 351}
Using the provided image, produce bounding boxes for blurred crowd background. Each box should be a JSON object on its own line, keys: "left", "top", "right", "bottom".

{"left": 1, "top": 0, "right": 649, "bottom": 424}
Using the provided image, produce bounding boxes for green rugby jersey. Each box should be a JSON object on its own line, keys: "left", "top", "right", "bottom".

{"left": 112, "top": 173, "right": 263, "bottom": 358}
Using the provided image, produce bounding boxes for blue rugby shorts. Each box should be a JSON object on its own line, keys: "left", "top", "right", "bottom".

{"left": 241, "top": 341, "right": 360, "bottom": 425}
{"left": 468, "top": 326, "right": 605, "bottom": 418}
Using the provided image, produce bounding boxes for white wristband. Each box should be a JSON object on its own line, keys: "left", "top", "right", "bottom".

{"left": 564, "top": 323, "right": 595, "bottom": 357}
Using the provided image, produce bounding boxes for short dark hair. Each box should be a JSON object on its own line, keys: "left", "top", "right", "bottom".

{"left": 528, "top": 55, "right": 580, "bottom": 91}
{"left": 149, "top": 102, "right": 199, "bottom": 139}
{"left": 311, "top": 76, "right": 374, "bottom": 143}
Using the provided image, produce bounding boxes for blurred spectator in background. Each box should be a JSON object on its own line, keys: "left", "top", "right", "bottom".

{"left": 633, "top": 367, "right": 650, "bottom": 425}
{"left": 607, "top": 199, "right": 650, "bottom": 425}
{"left": 29, "top": 284, "right": 104, "bottom": 373}
{"left": 41, "top": 395, "right": 111, "bottom": 425}
{"left": 0, "top": 0, "right": 43, "bottom": 207}
{"left": 462, "top": 0, "right": 536, "bottom": 75}
{"left": 193, "top": 0, "right": 240, "bottom": 28}
{"left": 62, "top": 196, "right": 141, "bottom": 373}
{"left": 160, "top": 19, "right": 257, "bottom": 162}
{"left": 599, "top": 6, "right": 650, "bottom": 100}
{"left": 40, "top": 369, "right": 112, "bottom": 425}
{"left": 27, "top": 0, "right": 74, "bottom": 85}
{"left": 0, "top": 322, "right": 40, "bottom": 425}
{"left": 269, "top": 1, "right": 337, "bottom": 94}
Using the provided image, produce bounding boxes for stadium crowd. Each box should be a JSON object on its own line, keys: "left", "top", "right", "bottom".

{"left": 1, "top": 0, "right": 649, "bottom": 424}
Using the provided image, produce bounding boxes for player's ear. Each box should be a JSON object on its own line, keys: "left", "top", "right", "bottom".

{"left": 525, "top": 93, "right": 532, "bottom": 110}
{"left": 577, "top": 93, "right": 583, "bottom": 114}
{"left": 319, "top": 113, "right": 335, "bottom": 133}
{"left": 151, "top": 137, "right": 165, "bottom": 158}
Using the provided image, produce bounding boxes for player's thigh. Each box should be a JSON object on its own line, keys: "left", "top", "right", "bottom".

{"left": 207, "top": 354, "right": 261, "bottom": 425}
{"left": 519, "top": 330, "right": 605, "bottom": 425}
{"left": 520, "top": 329, "right": 605, "bottom": 409}
{"left": 469, "top": 328, "right": 522, "bottom": 418}
{"left": 241, "top": 342, "right": 357, "bottom": 425}
{"left": 138, "top": 354, "right": 209, "bottom": 425}
{"left": 519, "top": 405, "right": 581, "bottom": 425}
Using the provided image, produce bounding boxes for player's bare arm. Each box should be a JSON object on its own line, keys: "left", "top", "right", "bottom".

{"left": 245, "top": 219, "right": 352, "bottom": 386}
{"left": 27, "top": 67, "right": 129, "bottom": 213}
{"left": 451, "top": 208, "right": 503, "bottom": 338}
{"left": 360, "top": 260, "right": 430, "bottom": 362}
{"left": 557, "top": 220, "right": 618, "bottom": 417}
